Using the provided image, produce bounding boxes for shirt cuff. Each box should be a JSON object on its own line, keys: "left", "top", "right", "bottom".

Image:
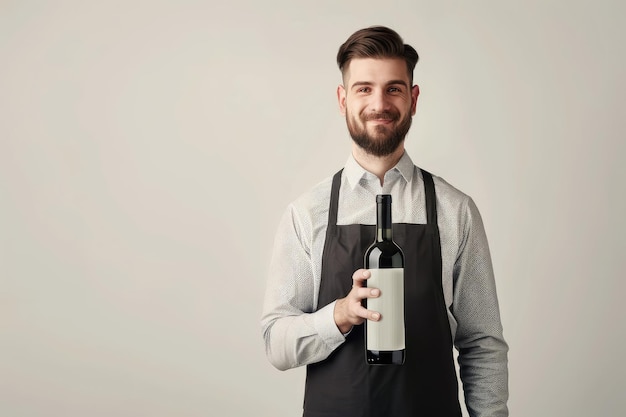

{"left": 313, "top": 300, "right": 347, "bottom": 351}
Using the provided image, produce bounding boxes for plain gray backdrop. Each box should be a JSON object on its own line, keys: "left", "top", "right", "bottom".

{"left": 1, "top": 1, "right": 624, "bottom": 416}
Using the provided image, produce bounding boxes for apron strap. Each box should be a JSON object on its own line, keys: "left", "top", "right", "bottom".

{"left": 420, "top": 169, "right": 437, "bottom": 226}
{"left": 328, "top": 169, "right": 343, "bottom": 230}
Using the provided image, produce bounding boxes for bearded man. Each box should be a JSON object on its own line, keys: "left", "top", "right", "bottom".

{"left": 261, "top": 26, "right": 509, "bottom": 417}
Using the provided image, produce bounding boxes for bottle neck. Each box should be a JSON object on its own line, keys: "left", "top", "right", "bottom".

{"left": 376, "top": 200, "right": 393, "bottom": 242}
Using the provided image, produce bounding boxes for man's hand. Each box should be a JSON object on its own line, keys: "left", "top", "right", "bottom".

{"left": 333, "top": 269, "right": 381, "bottom": 334}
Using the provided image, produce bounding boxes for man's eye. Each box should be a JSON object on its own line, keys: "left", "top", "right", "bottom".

{"left": 358, "top": 87, "right": 370, "bottom": 93}
{"left": 388, "top": 87, "right": 401, "bottom": 93}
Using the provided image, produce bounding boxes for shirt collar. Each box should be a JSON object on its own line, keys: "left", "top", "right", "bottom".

{"left": 344, "top": 151, "right": 415, "bottom": 190}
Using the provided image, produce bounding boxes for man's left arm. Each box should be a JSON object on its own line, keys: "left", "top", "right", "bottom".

{"left": 453, "top": 197, "right": 509, "bottom": 417}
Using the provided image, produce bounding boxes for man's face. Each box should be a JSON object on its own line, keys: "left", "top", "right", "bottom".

{"left": 337, "top": 58, "right": 420, "bottom": 157}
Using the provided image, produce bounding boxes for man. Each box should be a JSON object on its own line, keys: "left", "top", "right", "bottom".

{"left": 261, "top": 26, "right": 508, "bottom": 417}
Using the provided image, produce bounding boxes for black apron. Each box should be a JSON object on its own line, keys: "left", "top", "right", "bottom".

{"left": 303, "top": 169, "right": 461, "bottom": 417}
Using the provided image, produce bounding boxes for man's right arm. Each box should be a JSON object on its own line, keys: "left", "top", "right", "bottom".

{"left": 260, "top": 205, "right": 346, "bottom": 371}
{"left": 261, "top": 205, "right": 383, "bottom": 371}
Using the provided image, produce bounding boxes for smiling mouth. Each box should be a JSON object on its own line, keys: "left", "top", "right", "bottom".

{"left": 367, "top": 118, "right": 395, "bottom": 127}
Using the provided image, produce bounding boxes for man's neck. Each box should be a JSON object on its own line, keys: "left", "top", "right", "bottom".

{"left": 352, "top": 143, "right": 405, "bottom": 185}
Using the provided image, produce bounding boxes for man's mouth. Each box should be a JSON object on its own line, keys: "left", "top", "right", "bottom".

{"left": 365, "top": 112, "right": 397, "bottom": 123}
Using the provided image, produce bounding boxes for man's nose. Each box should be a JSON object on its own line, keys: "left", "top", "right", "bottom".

{"left": 370, "top": 90, "right": 391, "bottom": 113}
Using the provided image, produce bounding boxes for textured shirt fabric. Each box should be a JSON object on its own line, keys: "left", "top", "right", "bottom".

{"left": 261, "top": 152, "right": 509, "bottom": 417}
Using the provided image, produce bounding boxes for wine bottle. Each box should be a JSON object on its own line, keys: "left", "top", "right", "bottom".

{"left": 364, "top": 194, "right": 405, "bottom": 365}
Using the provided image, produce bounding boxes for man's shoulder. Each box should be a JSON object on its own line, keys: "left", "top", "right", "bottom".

{"left": 423, "top": 170, "right": 487, "bottom": 228}
{"left": 289, "top": 175, "right": 333, "bottom": 221}
{"left": 426, "top": 170, "right": 473, "bottom": 209}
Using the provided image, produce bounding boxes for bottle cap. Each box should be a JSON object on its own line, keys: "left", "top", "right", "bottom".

{"left": 376, "top": 194, "right": 392, "bottom": 204}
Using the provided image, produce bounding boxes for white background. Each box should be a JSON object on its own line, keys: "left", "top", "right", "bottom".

{"left": 1, "top": 1, "right": 624, "bottom": 416}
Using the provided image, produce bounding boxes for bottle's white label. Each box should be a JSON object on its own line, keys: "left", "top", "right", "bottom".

{"left": 367, "top": 268, "right": 405, "bottom": 351}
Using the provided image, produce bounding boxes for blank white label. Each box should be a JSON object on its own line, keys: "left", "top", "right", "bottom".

{"left": 366, "top": 268, "right": 405, "bottom": 351}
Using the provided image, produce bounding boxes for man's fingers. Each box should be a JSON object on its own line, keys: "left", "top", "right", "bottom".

{"left": 352, "top": 287, "right": 380, "bottom": 322}
{"left": 355, "top": 305, "right": 380, "bottom": 321}
{"left": 353, "top": 287, "right": 380, "bottom": 298}
{"left": 343, "top": 269, "right": 381, "bottom": 326}
{"left": 351, "top": 269, "right": 371, "bottom": 286}
{"left": 335, "top": 270, "right": 381, "bottom": 332}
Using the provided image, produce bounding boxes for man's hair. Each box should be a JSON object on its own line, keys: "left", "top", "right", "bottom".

{"left": 336, "top": 26, "right": 419, "bottom": 83}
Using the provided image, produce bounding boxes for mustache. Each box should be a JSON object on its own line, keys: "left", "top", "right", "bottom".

{"left": 364, "top": 111, "right": 399, "bottom": 121}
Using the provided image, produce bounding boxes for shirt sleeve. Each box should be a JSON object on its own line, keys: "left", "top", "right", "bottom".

{"left": 261, "top": 204, "right": 346, "bottom": 371}
{"left": 453, "top": 197, "right": 509, "bottom": 417}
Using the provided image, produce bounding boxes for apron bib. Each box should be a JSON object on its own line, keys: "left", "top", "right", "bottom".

{"left": 303, "top": 169, "right": 461, "bottom": 417}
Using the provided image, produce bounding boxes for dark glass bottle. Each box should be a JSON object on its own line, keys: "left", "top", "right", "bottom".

{"left": 364, "top": 194, "right": 405, "bottom": 365}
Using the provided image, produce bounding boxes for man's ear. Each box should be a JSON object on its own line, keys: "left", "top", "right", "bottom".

{"left": 410, "top": 84, "right": 420, "bottom": 115}
{"left": 337, "top": 84, "right": 347, "bottom": 116}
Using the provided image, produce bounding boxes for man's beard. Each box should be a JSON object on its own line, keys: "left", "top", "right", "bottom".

{"left": 347, "top": 110, "right": 412, "bottom": 157}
